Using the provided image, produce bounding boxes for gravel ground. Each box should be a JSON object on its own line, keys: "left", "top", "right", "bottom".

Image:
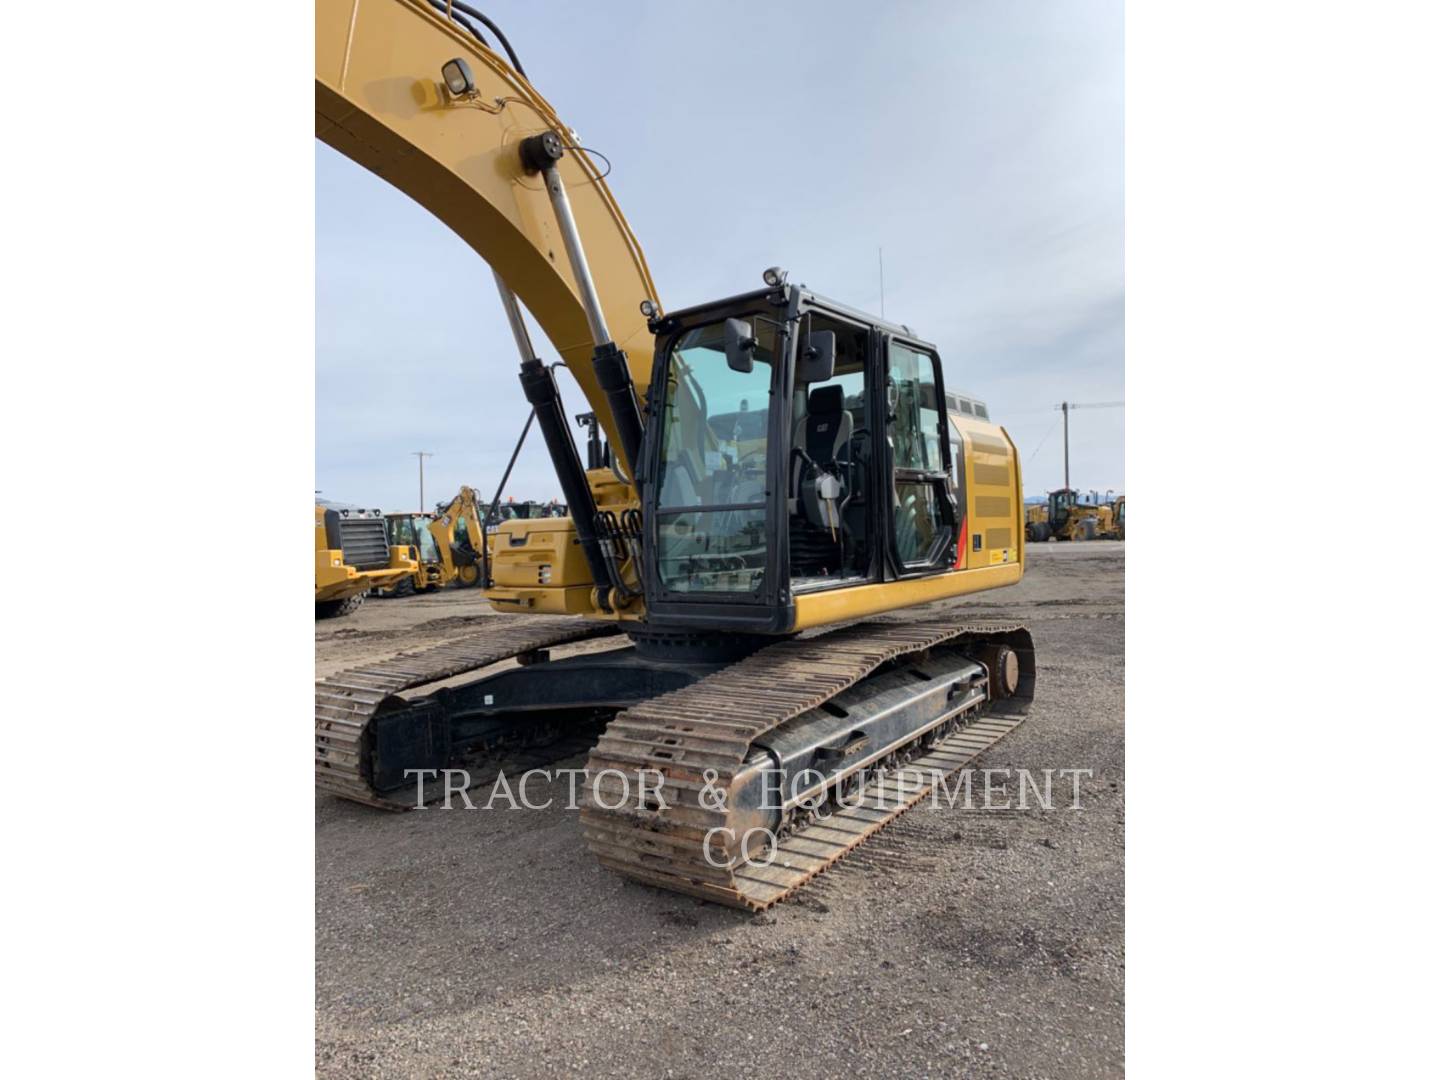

{"left": 316, "top": 542, "right": 1125, "bottom": 1078}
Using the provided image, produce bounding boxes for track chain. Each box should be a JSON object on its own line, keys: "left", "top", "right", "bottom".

{"left": 315, "top": 615, "right": 621, "bottom": 809}
{"left": 581, "top": 614, "right": 1034, "bottom": 909}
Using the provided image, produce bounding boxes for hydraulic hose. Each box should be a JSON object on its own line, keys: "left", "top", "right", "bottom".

{"left": 423, "top": 1, "right": 528, "bottom": 78}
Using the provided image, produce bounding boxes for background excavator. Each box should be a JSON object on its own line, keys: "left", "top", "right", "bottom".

{"left": 315, "top": 0, "right": 1037, "bottom": 909}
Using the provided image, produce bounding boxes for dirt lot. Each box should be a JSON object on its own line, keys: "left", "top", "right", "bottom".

{"left": 316, "top": 543, "right": 1124, "bottom": 1078}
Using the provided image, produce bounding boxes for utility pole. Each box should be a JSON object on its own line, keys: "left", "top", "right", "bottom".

{"left": 1053, "top": 401, "right": 1123, "bottom": 493}
{"left": 1061, "top": 402, "right": 1069, "bottom": 490}
{"left": 411, "top": 451, "right": 433, "bottom": 513}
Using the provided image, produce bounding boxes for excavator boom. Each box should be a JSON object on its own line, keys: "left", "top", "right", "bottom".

{"left": 316, "top": 0, "right": 658, "bottom": 471}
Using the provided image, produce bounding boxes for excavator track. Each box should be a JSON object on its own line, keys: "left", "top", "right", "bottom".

{"left": 581, "top": 614, "right": 1035, "bottom": 910}
{"left": 315, "top": 615, "right": 621, "bottom": 809}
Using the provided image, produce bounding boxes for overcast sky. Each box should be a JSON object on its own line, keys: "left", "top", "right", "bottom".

{"left": 317, "top": 0, "right": 1123, "bottom": 511}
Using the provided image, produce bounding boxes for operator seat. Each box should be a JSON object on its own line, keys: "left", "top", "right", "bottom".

{"left": 790, "top": 384, "right": 853, "bottom": 548}
{"left": 793, "top": 384, "right": 852, "bottom": 487}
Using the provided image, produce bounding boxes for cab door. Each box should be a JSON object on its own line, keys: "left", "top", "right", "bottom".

{"left": 881, "top": 335, "right": 957, "bottom": 575}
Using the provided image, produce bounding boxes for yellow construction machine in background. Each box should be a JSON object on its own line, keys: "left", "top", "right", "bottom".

{"left": 315, "top": 504, "right": 416, "bottom": 617}
{"left": 380, "top": 513, "right": 445, "bottom": 595}
{"left": 428, "top": 486, "right": 489, "bottom": 588}
{"left": 1041, "top": 488, "right": 1116, "bottom": 542}
{"left": 1024, "top": 503, "right": 1051, "bottom": 542}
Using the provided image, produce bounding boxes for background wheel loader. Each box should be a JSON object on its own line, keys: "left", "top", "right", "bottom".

{"left": 314, "top": 503, "right": 417, "bottom": 617}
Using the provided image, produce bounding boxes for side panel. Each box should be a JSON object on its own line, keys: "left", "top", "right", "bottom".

{"left": 791, "top": 562, "right": 1023, "bottom": 628}
{"left": 957, "top": 421, "right": 1023, "bottom": 569}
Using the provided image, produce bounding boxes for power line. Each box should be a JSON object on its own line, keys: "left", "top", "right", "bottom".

{"left": 1027, "top": 413, "right": 1063, "bottom": 464}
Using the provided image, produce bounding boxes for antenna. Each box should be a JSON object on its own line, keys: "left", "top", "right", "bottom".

{"left": 878, "top": 246, "right": 886, "bottom": 319}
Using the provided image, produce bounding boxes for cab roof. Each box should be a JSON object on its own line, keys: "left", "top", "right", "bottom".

{"left": 658, "top": 283, "right": 936, "bottom": 351}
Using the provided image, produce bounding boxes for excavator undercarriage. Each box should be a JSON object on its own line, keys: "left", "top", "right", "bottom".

{"left": 316, "top": 612, "right": 1032, "bottom": 909}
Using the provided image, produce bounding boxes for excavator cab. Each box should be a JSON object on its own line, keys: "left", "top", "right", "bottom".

{"left": 640, "top": 284, "right": 959, "bottom": 635}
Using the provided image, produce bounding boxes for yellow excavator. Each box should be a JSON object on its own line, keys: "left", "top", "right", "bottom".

{"left": 315, "top": 503, "right": 417, "bottom": 617}
{"left": 315, "top": 0, "right": 1037, "bottom": 910}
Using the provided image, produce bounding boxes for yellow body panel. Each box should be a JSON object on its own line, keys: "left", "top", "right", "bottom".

{"left": 947, "top": 412, "right": 1026, "bottom": 574}
{"left": 484, "top": 584, "right": 598, "bottom": 616}
{"left": 792, "top": 563, "right": 1023, "bottom": 629}
{"left": 482, "top": 466, "right": 646, "bottom": 619}
{"left": 490, "top": 517, "right": 592, "bottom": 589}
{"left": 953, "top": 420, "right": 1024, "bottom": 571}
{"left": 315, "top": 561, "right": 409, "bottom": 603}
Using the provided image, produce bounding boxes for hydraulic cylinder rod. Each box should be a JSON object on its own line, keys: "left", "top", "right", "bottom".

{"left": 519, "top": 133, "right": 645, "bottom": 480}
{"left": 490, "top": 273, "right": 616, "bottom": 607}
{"left": 477, "top": 405, "right": 534, "bottom": 589}
{"left": 493, "top": 267, "right": 538, "bottom": 360}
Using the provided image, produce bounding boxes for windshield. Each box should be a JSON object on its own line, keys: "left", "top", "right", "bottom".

{"left": 415, "top": 521, "right": 440, "bottom": 563}
{"left": 654, "top": 316, "right": 778, "bottom": 593}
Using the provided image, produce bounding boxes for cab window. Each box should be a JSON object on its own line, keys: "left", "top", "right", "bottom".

{"left": 887, "top": 341, "right": 954, "bottom": 568}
